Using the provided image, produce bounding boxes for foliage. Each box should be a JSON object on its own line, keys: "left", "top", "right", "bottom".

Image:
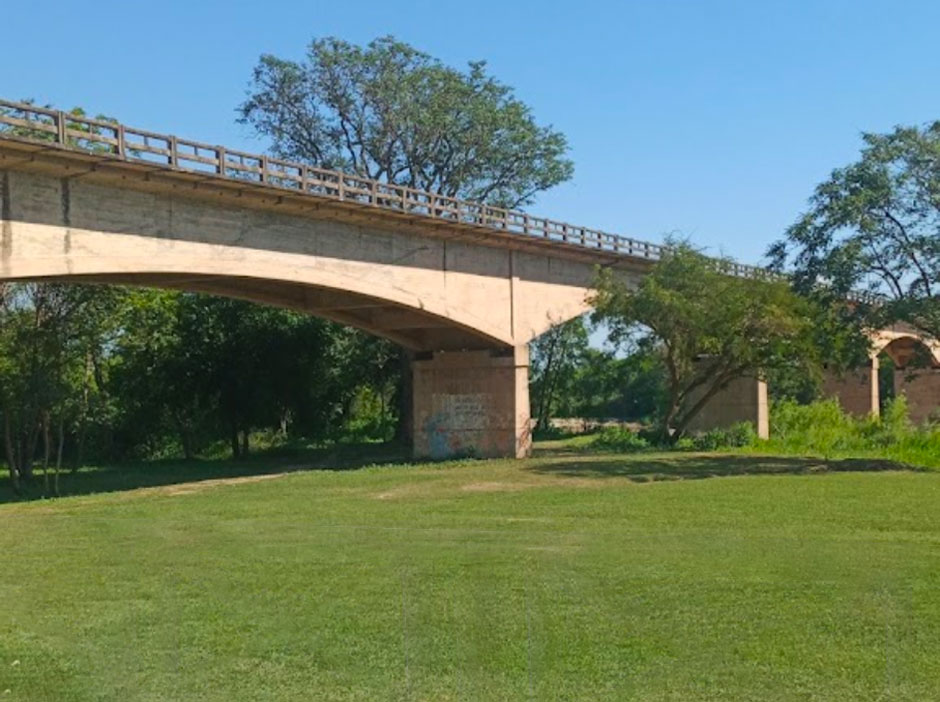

{"left": 593, "top": 242, "right": 824, "bottom": 443}
{"left": 239, "top": 35, "right": 573, "bottom": 209}
{"left": 0, "top": 281, "right": 404, "bottom": 492}
{"left": 529, "top": 316, "right": 591, "bottom": 430}
{"left": 0, "top": 283, "right": 120, "bottom": 495}
{"left": 552, "top": 346, "right": 667, "bottom": 422}
{"left": 770, "top": 122, "right": 940, "bottom": 340}
{"left": 733, "top": 397, "right": 940, "bottom": 468}
{"left": 688, "top": 422, "right": 758, "bottom": 451}
{"left": 589, "top": 426, "right": 651, "bottom": 452}
{"left": 110, "top": 291, "right": 399, "bottom": 460}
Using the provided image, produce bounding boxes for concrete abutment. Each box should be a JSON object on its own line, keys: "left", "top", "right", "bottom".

{"left": 822, "top": 358, "right": 880, "bottom": 417}
{"left": 685, "top": 375, "right": 770, "bottom": 440}
{"left": 413, "top": 346, "right": 531, "bottom": 459}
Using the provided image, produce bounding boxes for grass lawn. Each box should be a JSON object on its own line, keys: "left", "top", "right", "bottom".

{"left": 2, "top": 446, "right": 940, "bottom": 700}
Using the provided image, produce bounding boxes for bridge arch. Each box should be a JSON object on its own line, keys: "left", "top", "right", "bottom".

{"left": 0, "top": 167, "right": 596, "bottom": 352}
{"left": 0, "top": 158, "right": 605, "bottom": 459}
{"left": 871, "top": 331, "right": 940, "bottom": 368}
{"left": 870, "top": 330, "right": 940, "bottom": 425}
{"left": 22, "top": 270, "right": 510, "bottom": 353}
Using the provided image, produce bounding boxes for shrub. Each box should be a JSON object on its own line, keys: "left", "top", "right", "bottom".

{"left": 581, "top": 398, "right": 940, "bottom": 469}
{"left": 590, "top": 427, "right": 650, "bottom": 453}
{"left": 759, "top": 396, "right": 940, "bottom": 468}
{"left": 690, "top": 422, "right": 758, "bottom": 451}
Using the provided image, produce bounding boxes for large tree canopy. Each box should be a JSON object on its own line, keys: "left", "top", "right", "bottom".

{"left": 593, "top": 244, "right": 823, "bottom": 443}
{"left": 770, "top": 123, "right": 940, "bottom": 339}
{"left": 239, "top": 36, "right": 573, "bottom": 209}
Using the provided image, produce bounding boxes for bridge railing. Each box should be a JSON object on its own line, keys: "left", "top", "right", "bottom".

{"left": 0, "top": 99, "right": 885, "bottom": 302}
{"left": 0, "top": 99, "right": 682, "bottom": 260}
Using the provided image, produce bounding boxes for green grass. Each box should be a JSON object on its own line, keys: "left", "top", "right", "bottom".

{"left": 3, "top": 447, "right": 940, "bottom": 700}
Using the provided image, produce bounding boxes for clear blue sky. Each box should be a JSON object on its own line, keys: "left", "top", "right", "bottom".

{"left": 3, "top": 0, "right": 939, "bottom": 265}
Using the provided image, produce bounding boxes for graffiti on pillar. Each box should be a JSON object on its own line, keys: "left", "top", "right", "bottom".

{"left": 424, "top": 393, "right": 488, "bottom": 459}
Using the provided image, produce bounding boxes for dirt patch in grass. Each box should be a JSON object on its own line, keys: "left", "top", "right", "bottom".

{"left": 155, "top": 473, "right": 288, "bottom": 496}
{"left": 460, "top": 481, "right": 535, "bottom": 493}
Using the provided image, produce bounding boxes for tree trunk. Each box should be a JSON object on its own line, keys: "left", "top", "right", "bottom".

{"left": 4, "top": 412, "right": 20, "bottom": 495}
{"left": 240, "top": 426, "right": 249, "bottom": 457}
{"left": 660, "top": 397, "right": 681, "bottom": 445}
{"left": 394, "top": 350, "right": 414, "bottom": 445}
{"left": 534, "top": 333, "right": 559, "bottom": 432}
{"left": 73, "top": 419, "right": 87, "bottom": 473}
{"left": 55, "top": 416, "right": 64, "bottom": 497}
{"left": 671, "top": 373, "right": 738, "bottom": 441}
{"left": 182, "top": 431, "right": 194, "bottom": 461}
{"left": 42, "top": 412, "right": 50, "bottom": 497}
{"left": 174, "top": 415, "right": 194, "bottom": 461}
{"left": 229, "top": 420, "right": 240, "bottom": 460}
{"left": 379, "top": 391, "right": 387, "bottom": 437}
{"left": 21, "top": 416, "right": 40, "bottom": 483}
{"left": 73, "top": 350, "right": 93, "bottom": 472}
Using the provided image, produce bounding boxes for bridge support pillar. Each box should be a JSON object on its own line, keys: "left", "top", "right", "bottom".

{"left": 822, "top": 357, "right": 880, "bottom": 417}
{"left": 685, "top": 374, "right": 769, "bottom": 439}
{"left": 894, "top": 368, "right": 940, "bottom": 425}
{"left": 412, "top": 346, "right": 531, "bottom": 460}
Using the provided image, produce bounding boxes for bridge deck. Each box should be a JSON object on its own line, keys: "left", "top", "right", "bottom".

{"left": 0, "top": 99, "right": 772, "bottom": 277}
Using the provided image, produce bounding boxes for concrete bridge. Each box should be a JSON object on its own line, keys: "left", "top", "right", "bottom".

{"left": 1, "top": 100, "right": 703, "bottom": 459}
{"left": 0, "top": 101, "right": 936, "bottom": 457}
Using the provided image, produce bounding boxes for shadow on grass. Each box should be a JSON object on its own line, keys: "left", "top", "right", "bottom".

{"left": 0, "top": 442, "right": 411, "bottom": 504}
{"left": 526, "top": 452, "right": 921, "bottom": 484}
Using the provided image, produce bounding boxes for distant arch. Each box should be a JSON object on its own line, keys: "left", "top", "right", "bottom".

{"left": 870, "top": 329, "right": 940, "bottom": 368}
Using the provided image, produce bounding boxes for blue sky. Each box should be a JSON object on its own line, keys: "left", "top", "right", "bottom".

{"left": 3, "top": 0, "right": 939, "bottom": 265}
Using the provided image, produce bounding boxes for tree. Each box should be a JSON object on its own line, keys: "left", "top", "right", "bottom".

{"left": 0, "top": 102, "right": 119, "bottom": 151}
{"left": 529, "top": 316, "right": 590, "bottom": 431}
{"left": 562, "top": 345, "right": 667, "bottom": 422}
{"left": 770, "top": 123, "right": 940, "bottom": 340}
{"left": 112, "top": 292, "right": 350, "bottom": 460}
{"left": 239, "top": 35, "right": 574, "bottom": 209}
{"left": 592, "top": 244, "right": 822, "bottom": 443}
{"left": 239, "top": 35, "right": 575, "bottom": 443}
{"left": 0, "top": 283, "right": 120, "bottom": 495}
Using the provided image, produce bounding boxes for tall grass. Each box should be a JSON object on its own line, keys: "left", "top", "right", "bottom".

{"left": 749, "top": 396, "right": 940, "bottom": 468}
{"left": 586, "top": 396, "right": 940, "bottom": 469}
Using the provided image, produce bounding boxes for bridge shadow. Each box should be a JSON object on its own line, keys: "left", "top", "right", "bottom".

{"left": 0, "top": 442, "right": 411, "bottom": 504}
{"left": 525, "top": 450, "right": 919, "bottom": 483}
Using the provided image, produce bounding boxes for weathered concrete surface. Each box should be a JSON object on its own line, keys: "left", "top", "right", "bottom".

{"left": 685, "top": 375, "right": 769, "bottom": 440}
{"left": 413, "top": 347, "right": 531, "bottom": 459}
{"left": 700, "top": 327, "right": 937, "bottom": 435}
{"left": 822, "top": 358, "right": 880, "bottom": 417}
{"left": 894, "top": 369, "right": 940, "bottom": 425}
{"left": 824, "top": 329, "right": 939, "bottom": 422}
{"left": 0, "top": 168, "right": 606, "bottom": 351}
{"left": 873, "top": 328, "right": 940, "bottom": 367}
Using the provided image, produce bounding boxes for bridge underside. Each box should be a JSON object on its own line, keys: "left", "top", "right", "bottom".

{"left": 48, "top": 273, "right": 499, "bottom": 352}
{"left": 19, "top": 272, "right": 533, "bottom": 459}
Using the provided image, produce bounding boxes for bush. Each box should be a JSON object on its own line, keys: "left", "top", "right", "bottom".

{"left": 582, "top": 398, "right": 940, "bottom": 469}
{"left": 759, "top": 396, "right": 940, "bottom": 468}
{"left": 690, "top": 422, "right": 757, "bottom": 451}
{"left": 532, "top": 425, "right": 580, "bottom": 441}
{"left": 590, "top": 427, "right": 650, "bottom": 453}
